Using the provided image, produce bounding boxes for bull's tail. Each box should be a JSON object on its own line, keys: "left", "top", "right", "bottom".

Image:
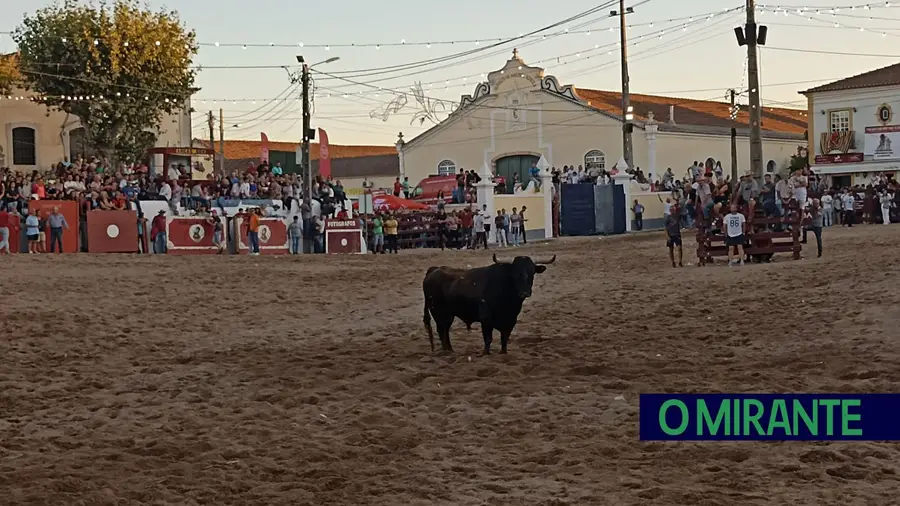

{"left": 423, "top": 299, "right": 435, "bottom": 352}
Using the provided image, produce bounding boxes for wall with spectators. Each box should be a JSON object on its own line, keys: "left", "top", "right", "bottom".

{"left": 495, "top": 194, "right": 545, "bottom": 239}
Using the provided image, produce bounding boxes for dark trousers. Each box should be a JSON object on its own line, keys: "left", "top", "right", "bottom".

{"left": 844, "top": 210, "right": 854, "bottom": 227}
{"left": 521, "top": 225, "right": 527, "bottom": 244}
{"left": 249, "top": 231, "right": 260, "bottom": 252}
{"left": 474, "top": 231, "right": 488, "bottom": 249}
{"left": 802, "top": 226, "right": 823, "bottom": 257}
{"left": 49, "top": 227, "right": 64, "bottom": 253}
{"left": 635, "top": 213, "right": 644, "bottom": 231}
{"left": 386, "top": 234, "right": 398, "bottom": 253}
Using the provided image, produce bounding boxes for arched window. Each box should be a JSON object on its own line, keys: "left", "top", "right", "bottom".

{"left": 584, "top": 150, "right": 606, "bottom": 171}
{"left": 766, "top": 160, "right": 777, "bottom": 173}
{"left": 12, "top": 126, "right": 36, "bottom": 166}
{"left": 437, "top": 159, "right": 456, "bottom": 176}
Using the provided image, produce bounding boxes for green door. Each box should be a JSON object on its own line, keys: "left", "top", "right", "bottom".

{"left": 496, "top": 155, "right": 539, "bottom": 193}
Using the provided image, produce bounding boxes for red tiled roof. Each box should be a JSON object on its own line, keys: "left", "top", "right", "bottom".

{"left": 574, "top": 88, "right": 808, "bottom": 136}
{"left": 208, "top": 139, "right": 395, "bottom": 161}
{"left": 801, "top": 62, "right": 900, "bottom": 94}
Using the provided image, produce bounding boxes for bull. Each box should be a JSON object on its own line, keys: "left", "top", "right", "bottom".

{"left": 422, "top": 254, "right": 556, "bottom": 354}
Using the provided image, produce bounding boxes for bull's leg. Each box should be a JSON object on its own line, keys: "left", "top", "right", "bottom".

{"left": 437, "top": 320, "right": 454, "bottom": 352}
{"left": 499, "top": 329, "right": 512, "bottom": 354}
{"left": 481, "top": 325, "right": 493, "bottom": 355}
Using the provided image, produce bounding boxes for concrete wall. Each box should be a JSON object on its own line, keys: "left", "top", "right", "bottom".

{"left": 631, "top": 191, "right": 671, "bottom": 230}
{"left": 653, "top": 131, "right": 799, "bottom": 179}
{"left": 0, "top": 89, "right": 190, "bottom": 171}
{"left": 495, "top": 194, "right": 544, "bottom": 238}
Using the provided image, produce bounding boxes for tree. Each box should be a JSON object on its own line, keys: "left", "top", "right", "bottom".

{"left": 12, "top": 0, "right": 198, "bottom": 163}
{"left": 0, "top": 53, "right": 20, "bottom": 94}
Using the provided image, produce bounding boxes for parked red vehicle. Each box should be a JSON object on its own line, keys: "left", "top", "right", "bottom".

{"left": 410, "top": 174, "right": 506, "bottom": 204}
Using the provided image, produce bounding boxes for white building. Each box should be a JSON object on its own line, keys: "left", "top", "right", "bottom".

{"left": 801, "top": 62, "right": 900, "bottom": 187}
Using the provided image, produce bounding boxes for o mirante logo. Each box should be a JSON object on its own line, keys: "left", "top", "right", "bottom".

{"left": 639, "top": 394, "right": 899, "bottom": 441}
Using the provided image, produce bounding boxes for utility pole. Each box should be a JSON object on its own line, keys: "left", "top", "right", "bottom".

{"left": 207, "top": 111, "right": 215, "bottom": 168}
{"left": 744, "top": 0, "right": 764, "bottom": 179}
{"left": 301, "top": 62, "right": 312, "bottom": 205}
{"left": 729, "top": 89, "right": 738, "bottom": 182}
{"left": 612, "top": 0, "right": 634, "bottom": 170}
{"left": 218, "top": 108, "right": 225, "bottom": 176}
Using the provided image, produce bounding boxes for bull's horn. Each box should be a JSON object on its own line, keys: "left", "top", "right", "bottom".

{"left": 492, "top": 253, "right": 510, "bottom": 264}
{"left": 536, "top": 255, "right": 556, "bottom": 265}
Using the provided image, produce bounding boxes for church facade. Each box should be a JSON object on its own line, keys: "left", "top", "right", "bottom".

{"left": 399, "top": 50, "right": 807, "bottom": 188}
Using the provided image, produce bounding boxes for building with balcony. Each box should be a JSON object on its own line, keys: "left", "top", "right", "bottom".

{"left": 801, "top": 62, "right": 900, "bottom": 187}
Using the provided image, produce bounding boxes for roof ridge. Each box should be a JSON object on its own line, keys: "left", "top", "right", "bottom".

{"left": 802, "top": 61, "right": 900, "bottom": 94}
{"left": 572, "top": 86, "right": 803, "bottom": 113}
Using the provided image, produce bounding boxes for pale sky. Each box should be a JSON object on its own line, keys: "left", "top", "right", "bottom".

{"left": 2, "top": 0, "right": 899, "bottom": 146}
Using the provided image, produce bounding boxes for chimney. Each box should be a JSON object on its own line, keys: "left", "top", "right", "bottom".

{"left": 668, "top": 105, "right": 676, "bottom": 125}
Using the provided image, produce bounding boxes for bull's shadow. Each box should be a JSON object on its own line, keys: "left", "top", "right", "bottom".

{"left": 422, "top": 253, "right": 556, "bottom": 355}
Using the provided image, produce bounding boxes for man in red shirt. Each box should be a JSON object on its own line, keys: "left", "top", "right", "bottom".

{"left": 0, "top": 208, "right": 11, "bottom": 254}
{"left": 150, "top": 210, "right": 167, "bottom": 254}
{"left": 459, "top": 207, "right": 474, "bottom": 249}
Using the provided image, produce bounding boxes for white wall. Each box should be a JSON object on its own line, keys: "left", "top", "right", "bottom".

{"left": 809, "top": 84, "right": 900, "bottom": 157}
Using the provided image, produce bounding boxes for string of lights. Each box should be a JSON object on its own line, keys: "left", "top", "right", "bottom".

{"left": 0, "top": 8, "right": 737, "bottom": 50}
{"left": 758, "top": 4, "right": 900, "bottom": 37}
{"left": 0, "top": 11, "right": 734, "bottom": 105}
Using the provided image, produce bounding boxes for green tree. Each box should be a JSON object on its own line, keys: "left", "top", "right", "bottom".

{"left": 0, "top": 53, "right": 20, "bottom": 94}
{"left": 12, "top": 0, "right": 198, "bottom": 162}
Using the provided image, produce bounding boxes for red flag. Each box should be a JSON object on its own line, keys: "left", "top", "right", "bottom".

{"left": 260, "top": 132, "right": 270, "bottom": 163}
{"left": 318, "top": 128, "right": 331, "bottom": 180}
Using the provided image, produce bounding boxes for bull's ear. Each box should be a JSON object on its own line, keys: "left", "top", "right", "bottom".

{"left": 535, "top": 265, "right": 547, "bottom": 274}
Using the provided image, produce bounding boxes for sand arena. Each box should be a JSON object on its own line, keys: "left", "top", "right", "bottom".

{"left": 1, "top": 225, "right": 898, "bottom": 505}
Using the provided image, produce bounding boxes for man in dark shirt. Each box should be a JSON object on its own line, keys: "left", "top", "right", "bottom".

{"left": 665, "top": 205, "right": 683, "bottom": 268}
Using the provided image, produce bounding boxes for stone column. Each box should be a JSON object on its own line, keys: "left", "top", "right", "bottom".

{"left": 612, "top": 157, "right": 632, "bottom": 233}
{"left": 541, "top": 168, "right": 554, "bottom": 239}
{"left": 394, "top": 132, "right": 406, "bottom": 179}
{"left": 476, "top": 161, "right": 496, "bottom": 243}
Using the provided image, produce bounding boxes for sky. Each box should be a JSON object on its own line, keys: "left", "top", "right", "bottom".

{"left": 2, "top": 0, "right": 899, "bottom": 147}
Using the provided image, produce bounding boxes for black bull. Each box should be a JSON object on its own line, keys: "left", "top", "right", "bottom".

{"left": 422, "top": 254, "right": 555, "bottom": 354}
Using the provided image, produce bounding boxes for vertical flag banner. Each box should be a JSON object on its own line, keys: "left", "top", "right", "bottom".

{"left": 260, "top": 132, "right": 270, "bottom": 163}
{"left": 319, "top": 128, "right": 332, "bottom": 180}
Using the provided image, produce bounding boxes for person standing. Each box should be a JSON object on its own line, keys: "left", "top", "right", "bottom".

{"left": 370, "top": 213, "right": 384, "bottom": 253}
{"left": 248, "top": 208, "right": 261, "bottom": 255}
{"left": 665, "top": 206, "right": 683, "bottom": 268}
{"left": 473, "top": 210, "right": 487, "bottom": 249}
{"left": 494, "top": 210, "right": 507, "bottom": 247}
{"left": 632, "top": 200, "right": 645, "bottom": 231}
{"left": 842, "top": 190, "right": 856, "bottom": 227}
{"left": 880, "top": 190, "right": 892, "bottom": 225}
{"left": 723, "top": 203, "right": 746, "bottom": 266}
{"left": 384, "top": 213, "right": 399, "bottom": 254}
{"left": 47, "top": 206, "right": 68, "bottom": 253}
{"left": 519, "top": 205, "right": 528, "bottom": 244}
{"left": 288, "top": 215, "right": 302, "bottom": 254}
{"left": 0, "top": 207, "right": 10, "bottom": 254}
{"left": 509, "top": 207, "right": 521, "bottom": 246}
{"left": 821, "top": 191, "right": 834, "bottom": 227}
{"left": 402, "top": 177, "right": 410, "bottom": 199}
{"left": 802, "top": 199, "right": 824, "bottom": 258}
{"left": 151, "top": 210, "right": 167, "bottom": 254}
{"left": 212, "top": 213, "right": 226, "bottom": 254}
{"left": 25, "top": 211, "right": 40, "bottom": 254}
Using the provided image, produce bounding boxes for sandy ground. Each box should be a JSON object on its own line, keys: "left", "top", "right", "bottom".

{"left": 1, "top": 225, "right": 899, "bottom": 505}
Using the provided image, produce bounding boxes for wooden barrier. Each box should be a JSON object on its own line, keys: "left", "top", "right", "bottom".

{"left": 27, "top": 200, "right": 79, "bottom": 253}
{"left": 166, "top": 216, "right": 220, "bottom": 255}
{"left": 695, "top": 200, "right": 803, "bottom": 266}
{"left": 234, "top": 215, "right": 288, "bottom": 255}
{"left": 325, "top": 219, "right": 364, "bottom": 254}
{"left": 86, "top": 210, "right": 139, "bottom": 253}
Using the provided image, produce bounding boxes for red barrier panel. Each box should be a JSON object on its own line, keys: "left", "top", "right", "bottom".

{"left": 86, "top": 210, "right": 139, "bottom": 253}
{"left": 27, "top": 201, "right": 78, "bottom": 253}
{"left": 2, "top": 212, "right": 22, "bottom": 253}
{"left": 166, "top": 217, "right": 220, "bottom": 255}
{"left": 234, "top": 216, "right": 288, "bottom": 255}
{"left": 325, "top": 219, "right": 364, "bottom": 254}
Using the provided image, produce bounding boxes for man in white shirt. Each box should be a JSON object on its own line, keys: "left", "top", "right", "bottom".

{"left": 723, "top": 203, "right": 746, "bottom": 266}
{"left": 880, "top": 191, "right": 892, "bottom": 225}
{"left": 159, "top": 180, "right": 172, "bottom": 201}
{"left": 842, "top": 191, "right": 856, "bottom": 227}
{"left": 820, "top": 192, "right": 834, "bottom": 227}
